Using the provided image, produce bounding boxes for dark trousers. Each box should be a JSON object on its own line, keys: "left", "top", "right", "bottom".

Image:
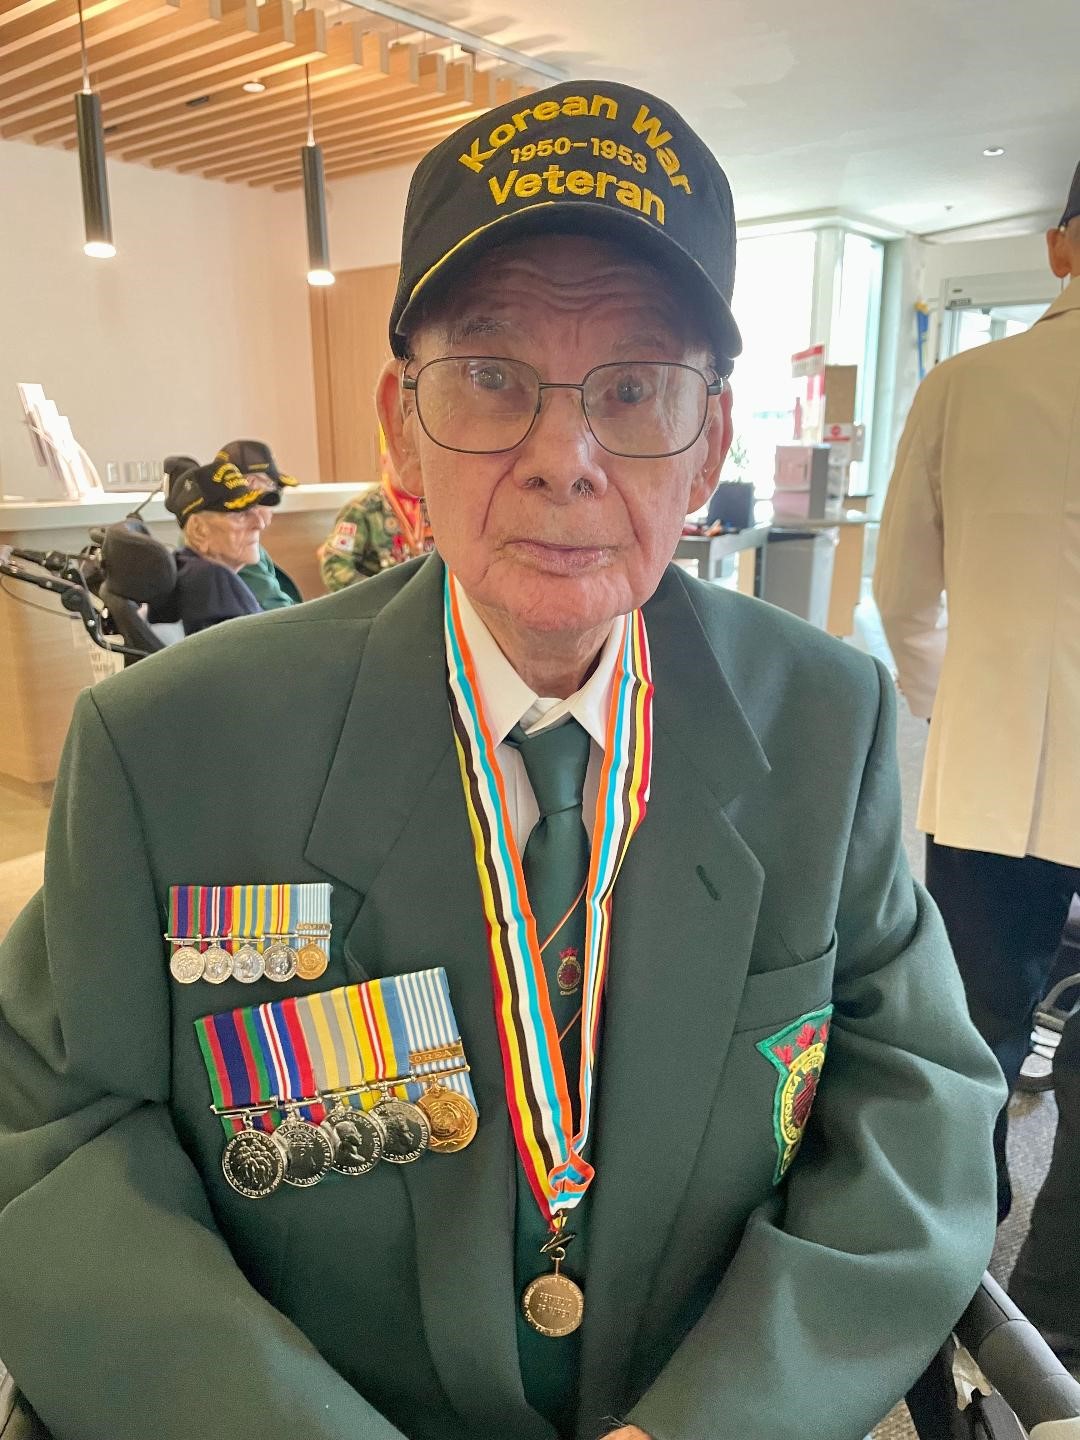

{"left": 923, "top": 839, "right": 1079, "bottom": 1219}
{"left": 925, "top": 839, "right": 1080, "bottom": 1346}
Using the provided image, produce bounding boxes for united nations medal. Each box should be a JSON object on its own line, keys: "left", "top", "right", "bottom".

{"left": 202, "top": 944, "right": 233, "bottom": 984}
{"left": 221, "top": 1126, "right": 284, "bottom": 1199}
{"left": 232, "top": 943, "right": 264, "bottom": 984}
{"left": 370, "top": 1094, "right": 430, "bottom": 1164}
{"left": 296, "top": 943, "right": 329, "bottom": 981}
{"left": 169, "top": 944, "right": 205, "bottom": 984}
{"left": 263, "top": 942, "right": 299, "bottom": 983}
{"left": 273, "top": 1114, "right": 333, "bottom": 1186}
{"left": 416, "top": 1082, "right": 478, "bottom": 1153}
{"left": 323, "top": 1104, "right": 384, "bottom": 1176}
{"left": 521, "top": 1272, "right": 585, "bottom": 1337}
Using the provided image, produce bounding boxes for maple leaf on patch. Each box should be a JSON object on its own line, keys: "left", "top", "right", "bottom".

{"left": 773, "top": 1043, "right": 794, "bottom": 1065}
{"left": 797, "top": 1022, "right": 816, "bottom": 1049}
{"left": 819, "top": 1020, "right": 830, "bottom": 1044}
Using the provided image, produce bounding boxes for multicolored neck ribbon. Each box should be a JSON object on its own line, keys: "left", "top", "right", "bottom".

{"left": 168, "top": 882, "right": 331, "bottom": 950}
{"left": 444, "top": 570, "right": 653, "bottom": 1226}
{"left": 195, "top": 968, "right": 476, "bottom": 1135}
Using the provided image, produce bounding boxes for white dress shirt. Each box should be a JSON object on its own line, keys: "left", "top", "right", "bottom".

{"left": 455, "top": 588, "right": 622, "bottom": 851}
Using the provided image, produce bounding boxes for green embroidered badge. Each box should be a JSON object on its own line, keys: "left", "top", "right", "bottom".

{"left": 756, "top": 1006, "right": 833, "bottom": 1183}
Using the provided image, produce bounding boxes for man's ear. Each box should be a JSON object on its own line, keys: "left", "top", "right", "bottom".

{"left": 687, "top": 381, "right": 734, "bottom": 515}
{"left": 376, "top": 361, "right": 425, "bottom": 498}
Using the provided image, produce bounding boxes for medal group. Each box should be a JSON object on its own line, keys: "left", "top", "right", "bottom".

{"left": 167, "top": 882, "right": 332, "bottom": 985}
{"left": 169, "top": 881, "right": 480, "bottom": 1203}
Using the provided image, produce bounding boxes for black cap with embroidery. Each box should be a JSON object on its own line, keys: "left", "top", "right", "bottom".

{"left": 215, "top": 439, "right": 297, "bottom": 488}
{"left": 1060, "top": 161, "right": 1080, "bottom": 228}
{"left": 389, "top": 80, "right": 742, "bottom": 369}
{"left": 165, "top": 459, "right": 281, "bottom": 526}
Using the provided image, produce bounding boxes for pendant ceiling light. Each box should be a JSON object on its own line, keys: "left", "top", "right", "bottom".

{"left": 302, "top": 65, "right": 333, "bottom": 287}
{"left": 74, "top": 0, "right": 114, "bottom": 258}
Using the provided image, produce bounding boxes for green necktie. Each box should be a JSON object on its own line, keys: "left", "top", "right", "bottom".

{"left": 509, "top": 716, "right": 592, "bottom": 1110}
{"left": 507, "top": 717, "right": 592, "bottom": 1437}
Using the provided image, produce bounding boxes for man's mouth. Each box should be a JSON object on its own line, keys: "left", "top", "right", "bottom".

{"left": 502, "top": 539, "right": 611, "bottom": 573}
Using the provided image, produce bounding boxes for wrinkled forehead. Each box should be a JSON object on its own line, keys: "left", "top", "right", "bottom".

{"left": 411, "top": 232, "right": 702, "bottom": 351}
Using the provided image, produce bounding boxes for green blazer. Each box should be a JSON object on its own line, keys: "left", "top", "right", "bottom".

{"left": 0, "top": 556, "right": 1004, "bottom": 1440}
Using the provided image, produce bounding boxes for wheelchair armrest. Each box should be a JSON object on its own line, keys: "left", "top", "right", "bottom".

{"left": 955, "top": 1272, "right": 1080, "bottom": 1434}
{"left": 0, "top": 1360, "right": 52, "bottom": 1440}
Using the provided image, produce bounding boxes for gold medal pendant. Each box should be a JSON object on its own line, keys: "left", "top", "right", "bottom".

{"left": 416, "top": 1082, "right": 478, "bottom": 1153}
{"left": 296, "top": 943, "right": 329, "bottom": 981}
{"left": 521, "top": 1217, "right": 584, "bottom": 1337}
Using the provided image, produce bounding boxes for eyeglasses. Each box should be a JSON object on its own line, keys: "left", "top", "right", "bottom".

{"left": 401, "top": 357, "right": 724, "bottom": 459}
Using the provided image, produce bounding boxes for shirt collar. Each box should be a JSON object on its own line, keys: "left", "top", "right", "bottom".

{"left": 453, "top": 586, "right": 622, "bottom": 750}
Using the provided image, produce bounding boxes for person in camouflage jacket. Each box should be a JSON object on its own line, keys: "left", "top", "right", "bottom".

{"left": 317, "top": 480, "right": 435, "bottom": 590}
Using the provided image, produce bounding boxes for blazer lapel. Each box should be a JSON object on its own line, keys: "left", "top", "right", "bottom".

{"left": 304, "top": 557, "right": 552, "bottom": 1439}
{"left": 577, "top": 570, "right": 770, "bottom": 1431}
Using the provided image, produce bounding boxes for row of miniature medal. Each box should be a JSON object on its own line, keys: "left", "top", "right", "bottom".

{"left": 169, "top": 923, "right": 331, "bottom": 985}
{"left": 217, "top": 1065, "right": 479, "bottom": 1199}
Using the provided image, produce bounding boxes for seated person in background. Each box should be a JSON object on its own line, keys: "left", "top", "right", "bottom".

{"left": 153, "top": 458, "right": 277, "bottom": 634}
{"left": 215, "top": 439, "right": 303, "bottom": 608}
{"left": 318, "top": 452, "right": 434, "bottom": 590}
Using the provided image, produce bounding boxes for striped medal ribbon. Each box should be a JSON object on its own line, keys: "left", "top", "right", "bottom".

{"left": 443, "top": 570, "right": 654, "bottom": 1233}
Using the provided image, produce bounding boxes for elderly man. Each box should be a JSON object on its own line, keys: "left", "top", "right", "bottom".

{"left": 215, "top": 438, "right": 304, "bottom": 609}
{"left": 0, "top": 82, "right": 1002, "bottom": 1440}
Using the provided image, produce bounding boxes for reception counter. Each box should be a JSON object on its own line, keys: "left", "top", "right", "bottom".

{"left": 0, "top": 483, "right": 361, "bottom": 788}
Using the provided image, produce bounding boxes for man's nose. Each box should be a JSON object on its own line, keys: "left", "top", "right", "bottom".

{"left": 510, "top": 386, "right": 608, "bottom": 500}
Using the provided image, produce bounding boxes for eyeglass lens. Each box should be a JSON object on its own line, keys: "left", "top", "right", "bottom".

{"left": 411, "top": 358, "right": 710, "bottom": 457}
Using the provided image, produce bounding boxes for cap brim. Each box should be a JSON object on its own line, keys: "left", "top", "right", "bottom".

{"left": 274, "top": 471, "right": 299, "bottom": 487}
{"left": 394, "top": 202, "right": 742, "bottom": 367}
{"left": 221, "top": 488, "right": 281, "bottom": 512}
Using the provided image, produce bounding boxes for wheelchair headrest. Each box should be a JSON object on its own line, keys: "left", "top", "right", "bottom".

{"left": 100, "top": 519, "right": 177, "bottom": 604}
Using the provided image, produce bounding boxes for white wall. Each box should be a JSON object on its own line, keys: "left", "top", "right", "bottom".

{"left": 324, "top": 161, "right": 413, "bottom": 271}
{"left": 0, "top": 137, "right": 319, "bottom": 496}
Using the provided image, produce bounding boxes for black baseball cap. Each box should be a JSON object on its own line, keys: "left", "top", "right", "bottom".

{"left": 165, "top": 459, "right": 281, "bottom": 526}
{"left": 216, "top": 439, "right": 297, "bottom": 488}
{"left": 390, "top": 80, "right": 742, "bottom": 369}
{"left": 1060, "top": 161, "right": 1080, "bottom": 227}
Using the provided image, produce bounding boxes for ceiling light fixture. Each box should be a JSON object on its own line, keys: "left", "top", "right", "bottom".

{"left": 301, "top": 65, "right": 334, "bottom": 287}
{"left": 243, "top": 79, "right": 267, "bottom": 93}
{"left": 73, "top": 0, "right": 114, "bottom": 258}
{"left": 983, "top": 146, "right": 1005, "bottom": 157}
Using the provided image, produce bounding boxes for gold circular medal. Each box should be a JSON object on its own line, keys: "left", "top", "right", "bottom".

{"left": 521, "top": 1272, "right": 585, "bottom": 1337}
{"left": 416, "top": 1083, "right": 478, "bottom": 1153}
{"left": 296, "top": 943, "right": 329, "bottom": 981}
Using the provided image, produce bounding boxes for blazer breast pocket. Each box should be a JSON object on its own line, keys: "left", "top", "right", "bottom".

{"left": 731, "top": 935, "right": 837, "bottom": 1036}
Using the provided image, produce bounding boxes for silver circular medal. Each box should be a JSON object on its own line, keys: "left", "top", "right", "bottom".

{"left": 371, "top": 1096, "right": 430, "bottom": 1164}
{"left": 323, "top": 1104, "right": 385, "bottom": 1176}
{"left": 273, "top": 1115, "right": 333, "bottom": 1187}
{"left": 169, "top": 944, "right": 205, "bottom": 984}
{"left": 221, "top": 1127, "right": 284, "bottom": 1199}
{"left": 232, "top": 943, "right": 265, "bottom": 984}
{"left": 202, "top": 944, "right": 232, "bottom": 984}
{"left": 263, "top": 942, "right": 299, "bottom": 983}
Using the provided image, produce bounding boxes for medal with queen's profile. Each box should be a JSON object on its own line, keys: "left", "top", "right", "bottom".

{"left": 273, "top": 1113, "right": 333, "bottom": 1186}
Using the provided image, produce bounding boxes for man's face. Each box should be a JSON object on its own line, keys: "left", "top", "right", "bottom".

{"left": 379, "top": 235, "right": 732, "bottom": 641}
{"left": 187, "top": 506, "right": 269, "bottom": 570}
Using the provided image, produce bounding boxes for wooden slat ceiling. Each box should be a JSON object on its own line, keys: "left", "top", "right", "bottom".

{"left": 0, "top": 0, "right": 532, "bottom": 187}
